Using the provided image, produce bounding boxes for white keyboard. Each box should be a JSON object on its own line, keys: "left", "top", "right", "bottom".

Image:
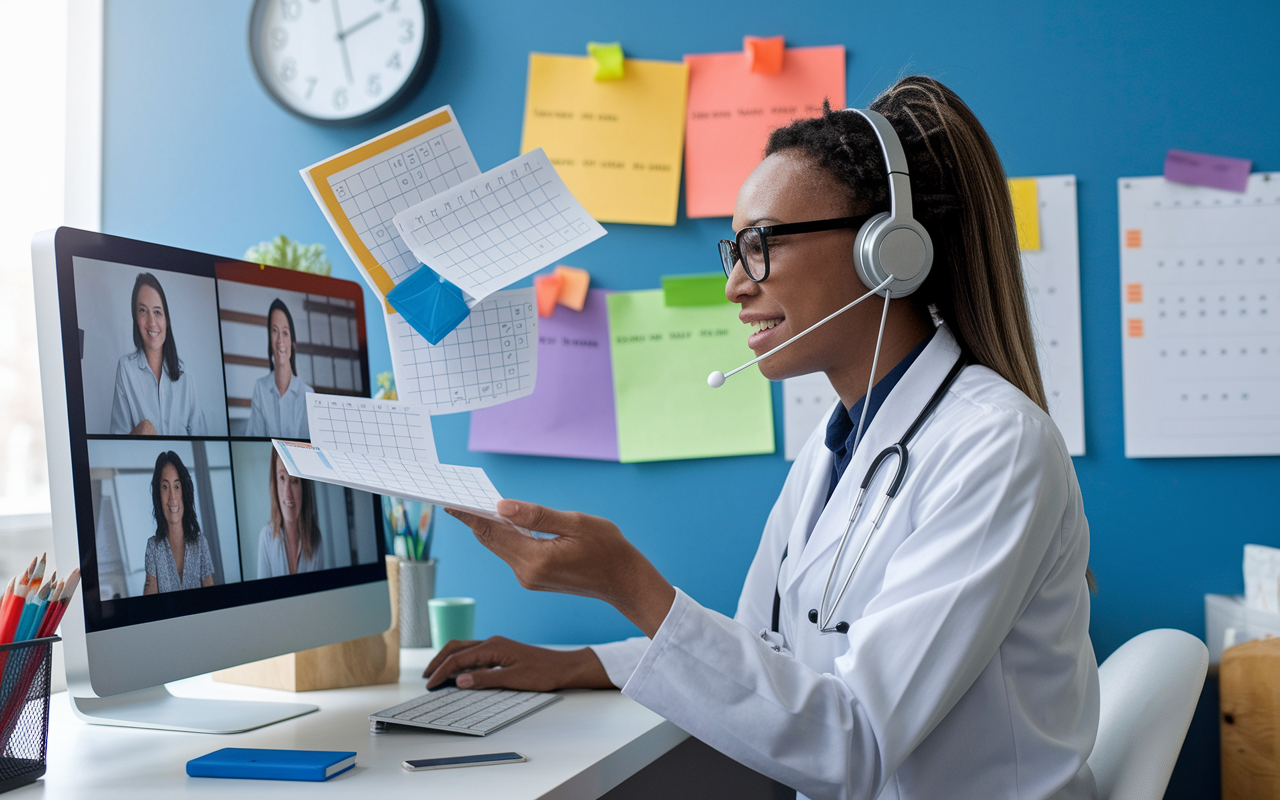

{"left": 369, "top": 687, "right": 562, "bottom": 736}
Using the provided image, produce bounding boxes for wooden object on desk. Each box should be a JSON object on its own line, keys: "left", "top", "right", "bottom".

{"left": 212, "top": 555, "right": 400, "bottom": 692}
{"left": 1221, "top": 636, "right": 1280, "bottom": 799}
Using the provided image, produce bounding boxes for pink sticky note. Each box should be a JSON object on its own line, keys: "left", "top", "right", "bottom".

{"left": 468, "top": 289, "right": 618, "bottom": 461}
{"left": 1164, "top": 149, "right": 1252, "bottom": 193}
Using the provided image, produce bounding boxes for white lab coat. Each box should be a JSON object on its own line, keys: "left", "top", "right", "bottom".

{"left": 591, "top": 325, "right": 1098, "bottom": 800}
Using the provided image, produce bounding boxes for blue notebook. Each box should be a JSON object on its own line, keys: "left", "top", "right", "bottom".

{"left": 187, "top": 748, "right": 357, "bottom": 781}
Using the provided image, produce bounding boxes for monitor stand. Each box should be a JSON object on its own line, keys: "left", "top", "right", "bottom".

{"left": 69, "top": 685, "right": 318, "bottom": 734}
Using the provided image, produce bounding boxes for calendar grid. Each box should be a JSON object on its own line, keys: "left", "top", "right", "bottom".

{"left": 307, "top": 395, "right": 436, "bottom": 464}
{"left": 393, "top": 148, "right": 606, "bottom": 301}
{"left": 388, "top": 288, "right": 538, "bottom": 412}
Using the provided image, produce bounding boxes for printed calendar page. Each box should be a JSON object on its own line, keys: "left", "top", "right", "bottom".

{"left": 306, "top": 393, "right": 438, "bottom": 464}
{"left": 1119, "top": 173, "right": 1280, "bottom": 457}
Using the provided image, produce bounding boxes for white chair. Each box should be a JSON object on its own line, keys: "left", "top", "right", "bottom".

{"left": 1087, "top": 629, "right": 1209, "bottom": 800}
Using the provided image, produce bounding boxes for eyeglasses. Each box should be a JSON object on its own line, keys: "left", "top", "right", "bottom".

{"left": 718, "top": 215, "right": 874, "bottom": 282}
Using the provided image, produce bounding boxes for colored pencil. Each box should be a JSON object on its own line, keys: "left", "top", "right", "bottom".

{"left": 38, "top": 569, "right": 78, "bottom": 639}
{"left": 0, "top": 562, "right": 36, "bottom": 643}
{"left": 15, "top": 576, "right": 54, "bottom": 643}
{"left": 25, "top": 555, "right": 45, "bottom": 603}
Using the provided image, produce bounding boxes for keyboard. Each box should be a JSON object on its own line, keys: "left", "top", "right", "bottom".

{"left": 369, "top": 687, "right": 562, "bottom": 736}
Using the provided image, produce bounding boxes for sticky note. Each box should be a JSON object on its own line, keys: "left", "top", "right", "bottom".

{"left": 1008, "top": 178, "right": 1041, "bottom": 251}
{"left": 535, "top": 273, "right": 564, "bottom": 317}
{"left": 1164, "top": 149, "right": 1252, "bottom": 193}
{"left": 662, "top": 273, "right": 730, "bottom": 306}
{"left": 521, "top": 53, "right": 689, "bottom": 226}
{"left": 469, "top": 289, "right": 618, "bottom": 461}
{"left": 683, "top": 45, "right": 844, "bottom": 219}
{"left": 607, "top": 290, "right": 773, "bottom": 462}
{"left": 587, "top": 42, "right": 625, "bottom": 81}
{"left": 554, "top": 265, "right": 591, "bottom": 311}
{"left": 386, "top": 265, "right": 472, "bottom": 345}
{"left": 744, "top": 36, "right": 785, "bottom": 74}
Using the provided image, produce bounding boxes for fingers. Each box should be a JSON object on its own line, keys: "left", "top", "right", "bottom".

{"left": 495, "top": 499, "right": 584, "bottom": 536}
{"left": 454, "top": 667, "right": 503, "bottom": 690}
{"left": 423, "top": 638, "right": 481, "bottom": 678}
{"left": 424, "top": 637, "right": 512, "bottom": 688}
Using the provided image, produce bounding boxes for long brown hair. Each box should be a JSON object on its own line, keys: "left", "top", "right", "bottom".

{"left": 766, "top": 76, "right": 1047, "bottom": 411}
{"left": 268, "top": 447, "right": 321, "bottom": 563}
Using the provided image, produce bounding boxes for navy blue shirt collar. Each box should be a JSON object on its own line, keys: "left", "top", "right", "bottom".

{"left": 824, "top": 331, "right": 934, "bottom": 504}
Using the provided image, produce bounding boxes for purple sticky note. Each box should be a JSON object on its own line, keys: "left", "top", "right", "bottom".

{"left": 1164, "top": 149, "right": 1252, "bottom": 193}
{"left": 468, "top": 289, "right": 618, "bottom": 461}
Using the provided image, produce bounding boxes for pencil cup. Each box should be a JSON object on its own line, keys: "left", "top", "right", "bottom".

{"left": 0, "top": 636, "right": 58, "bottom": 793}
{"left": 428, "top": 598, "right": 475, "bottom": 650}
{"left": 398, "top": 558, "right": 437, "bottom": 648}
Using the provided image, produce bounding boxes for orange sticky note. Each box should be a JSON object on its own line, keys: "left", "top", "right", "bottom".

{"left": 535, "top": 273, "right": 564, "bottom": 317}
{"left": 744, "top": 36, "right": 784, "bottom": 74}
{"left": 683, "top": 45, "right": 845, "bottom": 218}
{"left": 554, "top": 265, "right": 591, "bottom": 311}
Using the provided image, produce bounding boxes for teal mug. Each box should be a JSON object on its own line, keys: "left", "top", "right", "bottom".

{"left": 427, "top": 597, "right": 475, "bottom": 649}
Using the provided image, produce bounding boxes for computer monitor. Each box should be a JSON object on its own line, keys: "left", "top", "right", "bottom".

{"left": 32, "top": 227, "right": 391, "bottom": 733}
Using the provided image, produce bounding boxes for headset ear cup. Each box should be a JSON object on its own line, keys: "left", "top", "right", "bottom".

{"left": 853, "top": 212, "right": 892, "bottom": 292}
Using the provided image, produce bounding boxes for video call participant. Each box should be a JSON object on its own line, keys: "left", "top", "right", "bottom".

{"left": 143, "top": 451, "right": 215, "bottom": 594}
{"left": 257, "top": 447, "right": 326, "bottom": 577}
{"left": 245, "top": 299, "right": 313, "bottom": 439}
{"left": 109, "top": 272, "right": 209, "bottom": 436}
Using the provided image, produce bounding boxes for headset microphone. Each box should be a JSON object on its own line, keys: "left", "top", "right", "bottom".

{"left": 706, "top": 276, "right": 892, "bottom": 388}
{"left": 707, "top": 108, "right": 933, "bottom": 390}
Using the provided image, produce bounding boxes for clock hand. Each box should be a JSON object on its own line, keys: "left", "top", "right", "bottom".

{"left": 330, "top": 0, "right": 354, "bottom": 85}
{"left": 337, "top": 12, "right": 382, "bottom": 41}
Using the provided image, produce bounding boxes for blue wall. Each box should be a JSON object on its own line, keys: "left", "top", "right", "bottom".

{"left": 103, "top": 2, "right": 1280, "bottom": 794}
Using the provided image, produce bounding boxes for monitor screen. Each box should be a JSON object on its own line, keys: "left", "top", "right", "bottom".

{"left": 53, "top": 231, "right": 385, "bottom": 633}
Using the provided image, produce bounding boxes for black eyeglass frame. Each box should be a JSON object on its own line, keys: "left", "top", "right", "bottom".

{"left": 718, "top": 215, "right": 875, "bottom": 282}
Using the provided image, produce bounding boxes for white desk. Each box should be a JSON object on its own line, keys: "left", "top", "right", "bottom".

{"left": 21, "top": 649, "right": 688, "bottom": 799}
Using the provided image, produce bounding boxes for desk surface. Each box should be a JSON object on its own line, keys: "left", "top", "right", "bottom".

{"left": 23, "top": 649, "right": 687, "bottom": 799}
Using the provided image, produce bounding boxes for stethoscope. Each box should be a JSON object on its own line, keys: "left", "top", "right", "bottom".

{"left": 770, "top": 355, "right": 968, "bottom": 638}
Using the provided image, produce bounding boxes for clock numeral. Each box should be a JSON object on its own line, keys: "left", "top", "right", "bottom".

{"left": 367, "top": 74, "right": 382, "bottom": 96}
{"left": 280, "top": 0, "right": 302, "bottom": 21}
{"left": 304, "top": 77, "right": 317, "bottom": 99}
{"left": 279, "top": 57, "right": 297, "bottom": 82}
{"left": 398, "top": 20, "right": 414, "bottom": 43}
{"left": 387, "top": 51, "right": 401, "bottom": 70}
{"left": 389, "top": 0, "right": 401, "bottom": 13}
{"left": 269, "top": 27, "right": 288, "bottom": 49}
{"left": 333, "top": 87, "right": 348, "bottom": 110}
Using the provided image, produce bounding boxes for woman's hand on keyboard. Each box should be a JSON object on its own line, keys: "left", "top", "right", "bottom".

{"left": 424, "top": 636, "right": 613, "bottom": 692}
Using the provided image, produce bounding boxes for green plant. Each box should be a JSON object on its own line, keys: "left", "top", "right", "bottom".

{"left": 244, "top": 234, "right": 333, "bottom": 276}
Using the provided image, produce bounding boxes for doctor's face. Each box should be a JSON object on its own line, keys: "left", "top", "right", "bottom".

{"left": 726, "top": 152, "right": 876, "bottom": 381}
{"left": 135, "top": 285, "right": 168, "bottom": 356}
{"left": 269, "top": 309, "right": 292, "bottom": 368}
{"left": 158, "top": 463, "right": 184, "bottom": 530}
{"left": 275, "top": 458, "right": 302, "bottom": 526}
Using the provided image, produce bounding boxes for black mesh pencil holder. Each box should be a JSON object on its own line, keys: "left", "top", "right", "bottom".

{"left": 0, "top": 637, "right": 58, "bottom": 793}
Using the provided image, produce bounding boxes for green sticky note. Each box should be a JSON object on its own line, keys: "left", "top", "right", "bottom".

{"left": 587, "top": 41, "right": 625, "bottom": 81}
{"left": 662, "top": 273, "right": 730, "bottom": 307}
{"left": 607, "top": 290, "right": 774, "bottom": 462}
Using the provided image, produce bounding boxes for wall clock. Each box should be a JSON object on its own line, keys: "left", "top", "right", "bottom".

{"left": 249, "top": 0, "right": 438, "bottom": 126}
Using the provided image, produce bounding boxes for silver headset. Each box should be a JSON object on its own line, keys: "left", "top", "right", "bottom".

{"left": 848, "top": 109, "right": 934, "bottom": 298}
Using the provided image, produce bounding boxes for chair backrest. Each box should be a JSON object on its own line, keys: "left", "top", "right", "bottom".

{"left": 1087, "top": 628, "right": 1208, "bottom": 800}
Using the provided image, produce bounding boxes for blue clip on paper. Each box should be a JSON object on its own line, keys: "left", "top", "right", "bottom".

{"left": 387, "top": 264, "right": 472, "bottom": 345}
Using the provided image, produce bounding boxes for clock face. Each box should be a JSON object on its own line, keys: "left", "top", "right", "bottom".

{"left": 250, "top": 0, "right": 432, "bottom": 124}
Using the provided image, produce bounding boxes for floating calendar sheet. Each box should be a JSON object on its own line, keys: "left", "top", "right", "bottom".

{"left": 388, "top": 288, "right": 538, "bottom": 413}
{"left": 1021, "top": 176, "right": 1086, "bottom": 456}
{"left": 301, "top": 106, "right": 480, "bottom": 301}
{"left": 272, "top": 440, "right": 506, "bottom": 522}
{"left": 1119, "top": 173, "right": 1280, "bottom": 457}
{"left": 307, "top": 393, "right": 438, "bottom": 464}
{"left": 392, "top": 148, "right": 606, "bottom": 302}
{"left": 781, "top": 176, "right": 1085, "bottom": 460}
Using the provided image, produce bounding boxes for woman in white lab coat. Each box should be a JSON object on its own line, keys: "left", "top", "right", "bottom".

{"left": 428, "top": 76, "right": 1099, "bottom": 800}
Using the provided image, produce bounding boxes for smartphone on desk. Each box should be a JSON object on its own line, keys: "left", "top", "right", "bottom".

{"left": 403, "top": 752, "right": 527, "bottom": 771}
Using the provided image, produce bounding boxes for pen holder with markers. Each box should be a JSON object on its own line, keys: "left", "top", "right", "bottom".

{"left": 0, "top": 636, "right": 58, "bottom": 793}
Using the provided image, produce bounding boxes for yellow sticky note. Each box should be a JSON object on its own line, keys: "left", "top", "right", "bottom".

{"left": 587, "top": 42, "right": 624, "bottom": 80}
{"left": 521, "top": 53, "right": 689, "bottom": 226}
{"left": 1008, "top": 178, "right": 1041, "bottom": 251}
